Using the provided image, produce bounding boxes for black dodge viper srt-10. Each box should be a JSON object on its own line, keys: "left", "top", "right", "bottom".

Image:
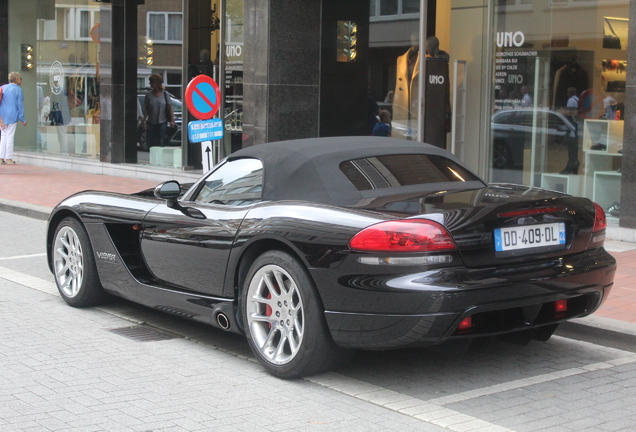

{"left": 47, "top": 137, "right": 616, "bottom": 378}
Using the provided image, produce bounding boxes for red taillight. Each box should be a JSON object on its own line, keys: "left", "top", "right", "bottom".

{"left": 349, "top": 219, "right": 456, "bottom": 252}
{"left": 592, "top": 202, "right": 607, "bottom": 232}
{"left": 458, "top": 316, "right": 473, "bottom": 331}
{"left": 554, "top": 299, "right": 568, "bottom": 313}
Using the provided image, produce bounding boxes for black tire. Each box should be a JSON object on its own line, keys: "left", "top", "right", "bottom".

{"left": 242, "top": 251, "right": 350, "bottom": 378}
{"left": 51, "top": 217, "right": 106, "bottom": 307}
{"left": 493, "top": 140, "right": 513, "bottom": 169}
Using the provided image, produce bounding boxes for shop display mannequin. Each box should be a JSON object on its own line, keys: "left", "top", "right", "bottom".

{"left": 425, "top": 36, "right": 449, "bottom": 61}
{"left": 426, "top": 36, "right": 452, "bottom": 139}
{"left": 393, "top": 32, "right": 420, "bottom": 136}
{"left": 393, "top": 35, "right": 451, "bottom": 143}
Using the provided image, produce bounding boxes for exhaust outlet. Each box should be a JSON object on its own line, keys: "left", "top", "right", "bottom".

{"left": 216, "top": 312, "right": 231, "bottom": 330}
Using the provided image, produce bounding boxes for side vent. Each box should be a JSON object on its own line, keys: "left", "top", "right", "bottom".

{"left": 104, "top": 224, "right": 154, "bottom": 281}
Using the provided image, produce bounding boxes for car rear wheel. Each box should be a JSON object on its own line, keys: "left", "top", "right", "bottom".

{"left": 242, "top": 251, "right": 349, "bottom": 378}
{"left": 52, "top": 217, "right": 106, "bottom": 307}
{"left": 493, "top": 140, "right": 512, "bottom": 169}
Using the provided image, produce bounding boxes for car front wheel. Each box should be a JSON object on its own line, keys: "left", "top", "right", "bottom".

{"left": 242, "top": 251, "right": 349, "bottom": 378}
{"left": 52, "top": 217, "right": 106, "bottom": 307}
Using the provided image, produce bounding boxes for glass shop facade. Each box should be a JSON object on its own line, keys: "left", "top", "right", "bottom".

{"left": 1, "top": 0, "right": 633, "bottom": 225}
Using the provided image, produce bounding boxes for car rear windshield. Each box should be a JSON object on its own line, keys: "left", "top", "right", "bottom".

{"left": 339, "top": 154, "right": 480, "bottom": 191}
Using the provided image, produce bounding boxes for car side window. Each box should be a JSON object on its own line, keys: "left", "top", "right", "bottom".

{"left": 548, "top": 113, "right": 564, "bottom": 130}
{"left": 340, "top": 154, "right": 481, "bottom": 191}
{"left": 493, "top": 112, "right": 513, "bottom": 125}
{"left": 194, "top": 158, "right": 263, "bottom": 206}
{"left": 519, "top": 112, "right": 535, "bottom": 127}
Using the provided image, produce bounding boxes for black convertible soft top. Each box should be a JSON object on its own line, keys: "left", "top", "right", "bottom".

{"left": 228, "top": 137, "right": 485, "bottom": 206}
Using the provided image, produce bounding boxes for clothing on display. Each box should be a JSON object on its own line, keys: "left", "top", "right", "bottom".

{"left": 552, "top": 60, "right": 589, "bottom": 108}
{"left": 393, "top": 47, "right": 420, "bottom": 123}
{"left": 602, "top": 60, "right": 627, "bottom": 92}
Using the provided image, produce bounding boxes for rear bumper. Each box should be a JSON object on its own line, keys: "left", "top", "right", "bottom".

{"left": 317, "top": 248, "right": 616, "bottom": 349}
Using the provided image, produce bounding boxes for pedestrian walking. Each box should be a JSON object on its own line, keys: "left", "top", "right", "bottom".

{"left": 0, "top": 71, "right": 27, "bottom": 164}
{"left": 142, "top": 74, "right": 175, "bottom": 148}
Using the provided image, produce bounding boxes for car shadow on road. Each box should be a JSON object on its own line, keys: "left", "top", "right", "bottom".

{"left": 94, "top": 295, "right": 631, "bottom": 397}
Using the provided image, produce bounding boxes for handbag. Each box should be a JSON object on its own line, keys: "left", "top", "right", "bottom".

{"left": 603, "top": 18, "right": 622, "bottom": 49}
{"left": 164, "top": 91, "right": 173, "bottom": 123}
{"left": 48, "top": 102, "right": 64, "bottom": 126}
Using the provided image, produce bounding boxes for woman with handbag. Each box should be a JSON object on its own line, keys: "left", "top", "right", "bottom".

{"left": 0, "top": 72, "right": 27, "bottom": 164}
{"left": 142, "top": 74, "right": 175, "bottom": 148}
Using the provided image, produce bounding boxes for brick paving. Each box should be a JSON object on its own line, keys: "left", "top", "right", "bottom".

{"left": 0, "top": 164, "right": 157, "bottom": 208}
{"left": 0, "top": 212, "right": 445, "bottom": 432}
{"left": 2, "top": 212, "right": 636, "bottom": 432}
{"left": 4, "top": 162, "right": 636, "bottom": 432}
{"left": 601, "top": 249, "right": 636, "bottom": 323}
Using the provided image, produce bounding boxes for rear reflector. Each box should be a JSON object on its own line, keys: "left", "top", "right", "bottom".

{"left": 357, "top": 255, "right": 453, "bottom": 266}
{"left": 554, "top": 299, "right": 568, "bottom": 313}
{"left": 592, "top": 202, "right": 607, "bottom": 233}
{"left": 458, "top": 316, "right": 473, "bottom": 331}
{"left": 349, "top": 219, "right": 456, "bottom": 253}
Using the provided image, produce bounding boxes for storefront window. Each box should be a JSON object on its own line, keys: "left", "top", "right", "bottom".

{"left": 31, "top": 1, "right": 101, "bottom": 159}
{"left": 319, "top": 1, "right": 447, "bottom": 146}
{"left": 490, "top": 0, "right": 629, "bottom": 222}
{"left": 222, "top": 0, "right": 244, "bottom": 157}
{"left": 137, "top": 0, "right": 184, "bottom": 165}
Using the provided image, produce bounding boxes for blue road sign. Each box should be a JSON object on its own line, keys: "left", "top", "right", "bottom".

{"left": 185, "top": 75, "right": 221, "bottom": 120}
{"left": 188, "top": 119, "right": 224, "bottom": 143}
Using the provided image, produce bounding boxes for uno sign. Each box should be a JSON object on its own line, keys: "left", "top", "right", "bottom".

{"left": 496, "top": 31, "right": 525, "bottom": 48}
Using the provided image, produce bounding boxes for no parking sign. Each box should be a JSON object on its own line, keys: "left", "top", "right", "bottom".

{"left": 185, "top": 75, "right": 223, "bottom": 172}
{"left": 185, "top": 75, "right": 221, "bottom": 120}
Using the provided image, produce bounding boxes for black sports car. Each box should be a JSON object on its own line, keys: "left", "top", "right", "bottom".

{"left": 47, "top": 137, "right": 616, "bottom": 378}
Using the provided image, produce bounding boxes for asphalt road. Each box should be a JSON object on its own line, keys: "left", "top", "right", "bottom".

{"left": 2, "top": 212, "right": 635, "bottom": 432}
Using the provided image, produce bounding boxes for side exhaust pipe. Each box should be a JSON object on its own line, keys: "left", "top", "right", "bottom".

{"left": 216, "top": 312, "right": 231, "bottom": 330}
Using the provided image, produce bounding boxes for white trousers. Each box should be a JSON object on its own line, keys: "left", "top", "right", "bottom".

{"left": 0, "top": 122, "right": 17, "bottom": 160}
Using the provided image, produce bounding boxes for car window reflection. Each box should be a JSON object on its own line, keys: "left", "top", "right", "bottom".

{"left": 195, "top": 159, "right": 263, "bottom": 206}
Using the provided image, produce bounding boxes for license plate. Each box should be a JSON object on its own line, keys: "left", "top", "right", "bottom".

{"left": 494, "top": 222, "right": 566, "bottom": 252}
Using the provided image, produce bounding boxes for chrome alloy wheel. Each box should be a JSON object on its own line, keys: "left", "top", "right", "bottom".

{"left": 246, "top": 264, "right": 304, "bottom": 365}
{"left": 53, "top": 225, "right": 84, "bottom": 298}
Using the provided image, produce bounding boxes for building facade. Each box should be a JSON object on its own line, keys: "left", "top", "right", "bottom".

{"left": 1, "top": 0, "right": 635, "bottom": 230}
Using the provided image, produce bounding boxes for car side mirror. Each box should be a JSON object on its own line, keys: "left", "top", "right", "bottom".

{"left": 153, "top": 181, "right": 206, "bottom": 220}
{"left": 556, "top": 124, "right": 569, "bottom": 133}
{"left": 154, "top": 180, "right": 182, "bottom": 200}
{"left": 154, "top": 181, "right": 183, "bottom": 210}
